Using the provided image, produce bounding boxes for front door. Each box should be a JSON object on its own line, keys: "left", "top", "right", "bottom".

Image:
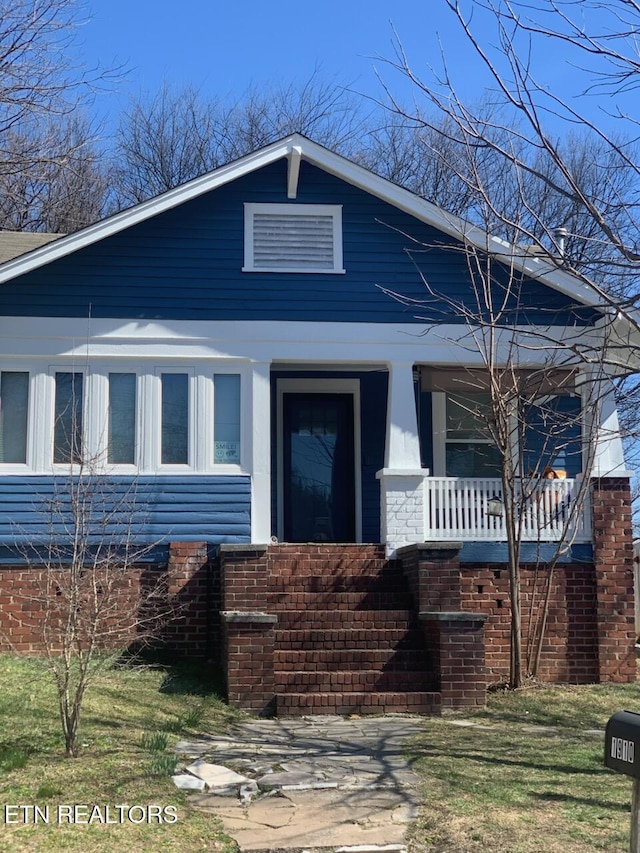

{"left": 282, "top": 393, "right": 356, "bottom": 542}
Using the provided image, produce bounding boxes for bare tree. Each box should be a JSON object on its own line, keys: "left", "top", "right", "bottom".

{"left": 385, "top": 215, "right": 608, "bottom": 686}
{"left": 0, "top": 1, "right": 117, "bottom": 232}
{"left": 0, "top": 115, "right": 111, "bottom": 232}
{"left": 376, "top": 2, "right": 640, "bottom": 309}
{"left": 371, "top": 0, "right": 640, "bottom": 526}
{"left": 113, "top": 73, "right": 371, "bottom": 206}
{"left": 7, "top": 453, "right": 171, "bottom": 757}
{"left": 0, "top": 0, "right": 102, "bottom": 131}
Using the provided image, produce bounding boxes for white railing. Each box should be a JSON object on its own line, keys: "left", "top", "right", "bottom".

{"left": 424, "top": 477, "right": 592, "bottom": 542}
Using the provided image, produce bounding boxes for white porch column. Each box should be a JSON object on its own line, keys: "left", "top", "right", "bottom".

{"left": 591, "top": 377, "right": 631, "bottom": 476}
{"left": 249, "top": 361, "right": 272, "bottom": 543}
{"left": 376, "top": 362, "right": 428, "bottom": 556}
{"left": 384, "top": 361, "right": 422, "bottom": 469}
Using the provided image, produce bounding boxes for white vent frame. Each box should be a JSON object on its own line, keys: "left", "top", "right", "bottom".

{"left": 243, "top": 203, "right": 345, "bottom": 274}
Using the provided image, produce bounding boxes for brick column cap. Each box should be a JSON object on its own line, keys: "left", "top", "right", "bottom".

{"left": 397, "top": 542, "right": 463, "bottom": 557}
{"left": 420, "top": 610, "right": 488, "bottom": 624}
{"left": 591, "top": 472, "right": 634, "bottom": 481}
{"left": 222, "top": 611, "right": 277, "bottom": 624}
{"left": 219, "top": 543, "right": 269, "bottom": 557}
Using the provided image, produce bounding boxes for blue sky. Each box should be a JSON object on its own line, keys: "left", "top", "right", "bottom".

{"left": 74, "top": 0, "right": 617, "bottom": 142}
{"left": 75, "top": 1, "right": 510, "bottom": 129}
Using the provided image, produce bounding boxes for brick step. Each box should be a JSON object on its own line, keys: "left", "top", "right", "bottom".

{"left": 277, "top": 691, "right": 442, "bottom": 716}
{"left": 268, "top": 545, "right": 387, "bottom": 559}
{"left": 275, "top": 648, "right": 430, "bottom": 671}
{"left": 268, "top": 591, "right": 414, "bottom": 611}
{"left": 275, "top": 670, "right": 436, "bottom": 693}
{"left": 268, "top": 556, "right": 395, "bottom": 580}
{"left": 276, "top": 610, "right": 415, "bottom": 630}
{"left": 270, "top": 573, "right": 408, "bottom": 594}
{"left": 275, "top": 627, "right": 425, "bottom": 650}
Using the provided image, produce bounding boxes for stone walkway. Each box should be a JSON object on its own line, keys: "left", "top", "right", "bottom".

{"left": 174, "top": 715, "right": 426, "bottom": 853}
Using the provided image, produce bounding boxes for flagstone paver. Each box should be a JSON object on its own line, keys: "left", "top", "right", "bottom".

{"left": 175, "top": 714, "right": 425, "bottom": 852}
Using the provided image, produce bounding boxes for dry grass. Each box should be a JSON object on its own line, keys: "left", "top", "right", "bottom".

{"left": 407, "top": 681, "right": 640, "bottom": 852}
{"left": 0, "top": 654, "right": 240, "bottom": 852}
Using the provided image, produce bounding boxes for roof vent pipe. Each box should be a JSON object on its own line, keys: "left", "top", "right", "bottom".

{"left": 553, "top": 226, "right": 568, "bottom": 258}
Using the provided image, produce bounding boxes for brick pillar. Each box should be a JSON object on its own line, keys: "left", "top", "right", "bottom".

{"left": 421, "top": 612, "right": 488, "bottom": 709}
{"left": 398, "top": 542, "right": 463, "bottom": 611}
{"left": 222, "top": 612, "right": 277, "bottom": 715}
{"left": 592, "top": 477, "right": 636, "bottom": 682}
{"left": 398, "top": 543, "right": 487, "bottom": 709}
{"left": 164, "top": 541, "right": 210, "bottom": 656}
{"left": 219, "top": 544, "right": 269, "bottom": 611}
{"left": 219, "top": 544, "right": 276, "bottom": 713}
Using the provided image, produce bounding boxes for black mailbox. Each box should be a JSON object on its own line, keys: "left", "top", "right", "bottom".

{"left": 605, "top": 711, "right": 640, "bottom": 778}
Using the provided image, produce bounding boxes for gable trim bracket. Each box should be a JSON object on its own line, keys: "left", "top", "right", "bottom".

{"left": 287, "top": 145, "right": 303, "bottom": 199}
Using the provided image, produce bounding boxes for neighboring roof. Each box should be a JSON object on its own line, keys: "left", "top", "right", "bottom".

{"left": 0, "top": 232, "right": 61, "bottom": 264}
{"left": 0, "top": 134, "right": 616, "bottom": 313}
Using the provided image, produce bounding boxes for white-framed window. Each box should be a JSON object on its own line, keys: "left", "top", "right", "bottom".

{"left": 243, "top": 203, "right": 345, "bottom": 274}
{"left": 107, "top": 372, "right": 137, "bottom": 465}
{"left": 0, "top": 362, "right": 247, "bottom": 474}
{"left": 214, "top": 373, "right": 241, "bottom": 464}
{"left": 433, "top": 391, "right": 502, "bottom": 477}
{"left": 160, "top": 370, "right": 191, "bottom": 466}
{"left": 53, "top": 370, "right": 85, "bottom": 465}
{"left": 0, "top": 370, "right": 30, "bottom": 465}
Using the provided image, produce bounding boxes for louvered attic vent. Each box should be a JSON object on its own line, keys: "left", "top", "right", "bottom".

{"left": 243, "top": 203, "right": 344, "bottom": 273}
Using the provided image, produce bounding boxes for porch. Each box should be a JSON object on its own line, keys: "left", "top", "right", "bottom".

{"left": 377, "top": 470, "right": 592, "bottom": 555}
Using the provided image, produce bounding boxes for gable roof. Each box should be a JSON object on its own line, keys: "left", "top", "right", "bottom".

{"left": 0, "top": 134, "right": 615, "bottom": 313}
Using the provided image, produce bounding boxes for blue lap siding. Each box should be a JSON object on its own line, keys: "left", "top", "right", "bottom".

{"left": 0, "top": 161, "right": 598, "bottom": 325}
{"left": 0, "top": 475, "right": 251, "bottom": 562}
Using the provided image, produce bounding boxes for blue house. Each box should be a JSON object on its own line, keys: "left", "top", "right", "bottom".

{"left": 0, "top": 134, "right": 634, "bottom": 712}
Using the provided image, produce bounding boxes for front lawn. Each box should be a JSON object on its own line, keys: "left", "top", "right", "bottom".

{"left": 0, "top": 654, "right": 240, "bottom": 852}
{"left": 407, "top": 682, "right": 640, "bottom": 852}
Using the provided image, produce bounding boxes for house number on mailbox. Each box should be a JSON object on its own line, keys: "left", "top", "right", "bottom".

{"left": 605, "top": 711, "right": 640, "bottom": 852}
{"left": 611, "top": 737, "right": 636, "bottom": 764}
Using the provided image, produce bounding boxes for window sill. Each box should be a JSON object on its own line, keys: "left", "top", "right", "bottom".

{"left": 241, "top": 266, "right": 346, "bottom": 274}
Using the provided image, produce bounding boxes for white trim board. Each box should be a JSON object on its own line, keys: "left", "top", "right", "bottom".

{"left": 0, "top": 317, "right": 613, "bottom": 369}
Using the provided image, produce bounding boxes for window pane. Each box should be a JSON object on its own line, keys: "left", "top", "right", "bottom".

{"left": 214, "top": 374, "right": 241, "bottom": 463}
{"left": 0, "top": 372, "right": 28, "bottom": 463}
{"left": 446, "top": 443, "right": 502, "bottom": 477}
{"left": 108, "top": 373, "right": 136, "bottom": 464}
{"left": 446, "top": 393, "right": 491, "bottom": 440}
{"left": 161, "top": 373, "right": 188, "bottom": 464}
{"left": 54, "top": 372, "right": 83, "bottom": 464}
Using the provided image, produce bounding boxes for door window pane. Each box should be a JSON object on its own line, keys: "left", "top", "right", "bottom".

{"left": 214, "top": 374, "right": 240, "bottom": 463}
{"left": 54, "top": 372, "right": 83, "bottom": 463}
{"left": 0, "top": 372, "right": 28, "bottom": 463}
{"left": 108, "top": 373, "right": 136, "bottom": 464}
{"left": 161, "top": 373, "right": 188, "bottom": 464}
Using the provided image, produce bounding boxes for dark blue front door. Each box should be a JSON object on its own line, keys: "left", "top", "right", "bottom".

{"left": 283, "top": 393, "right": 355, "bottom": 542}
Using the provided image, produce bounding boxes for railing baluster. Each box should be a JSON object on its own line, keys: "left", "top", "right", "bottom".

{"left": 423, "top": 476, "right": 590, "bottom": 543}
